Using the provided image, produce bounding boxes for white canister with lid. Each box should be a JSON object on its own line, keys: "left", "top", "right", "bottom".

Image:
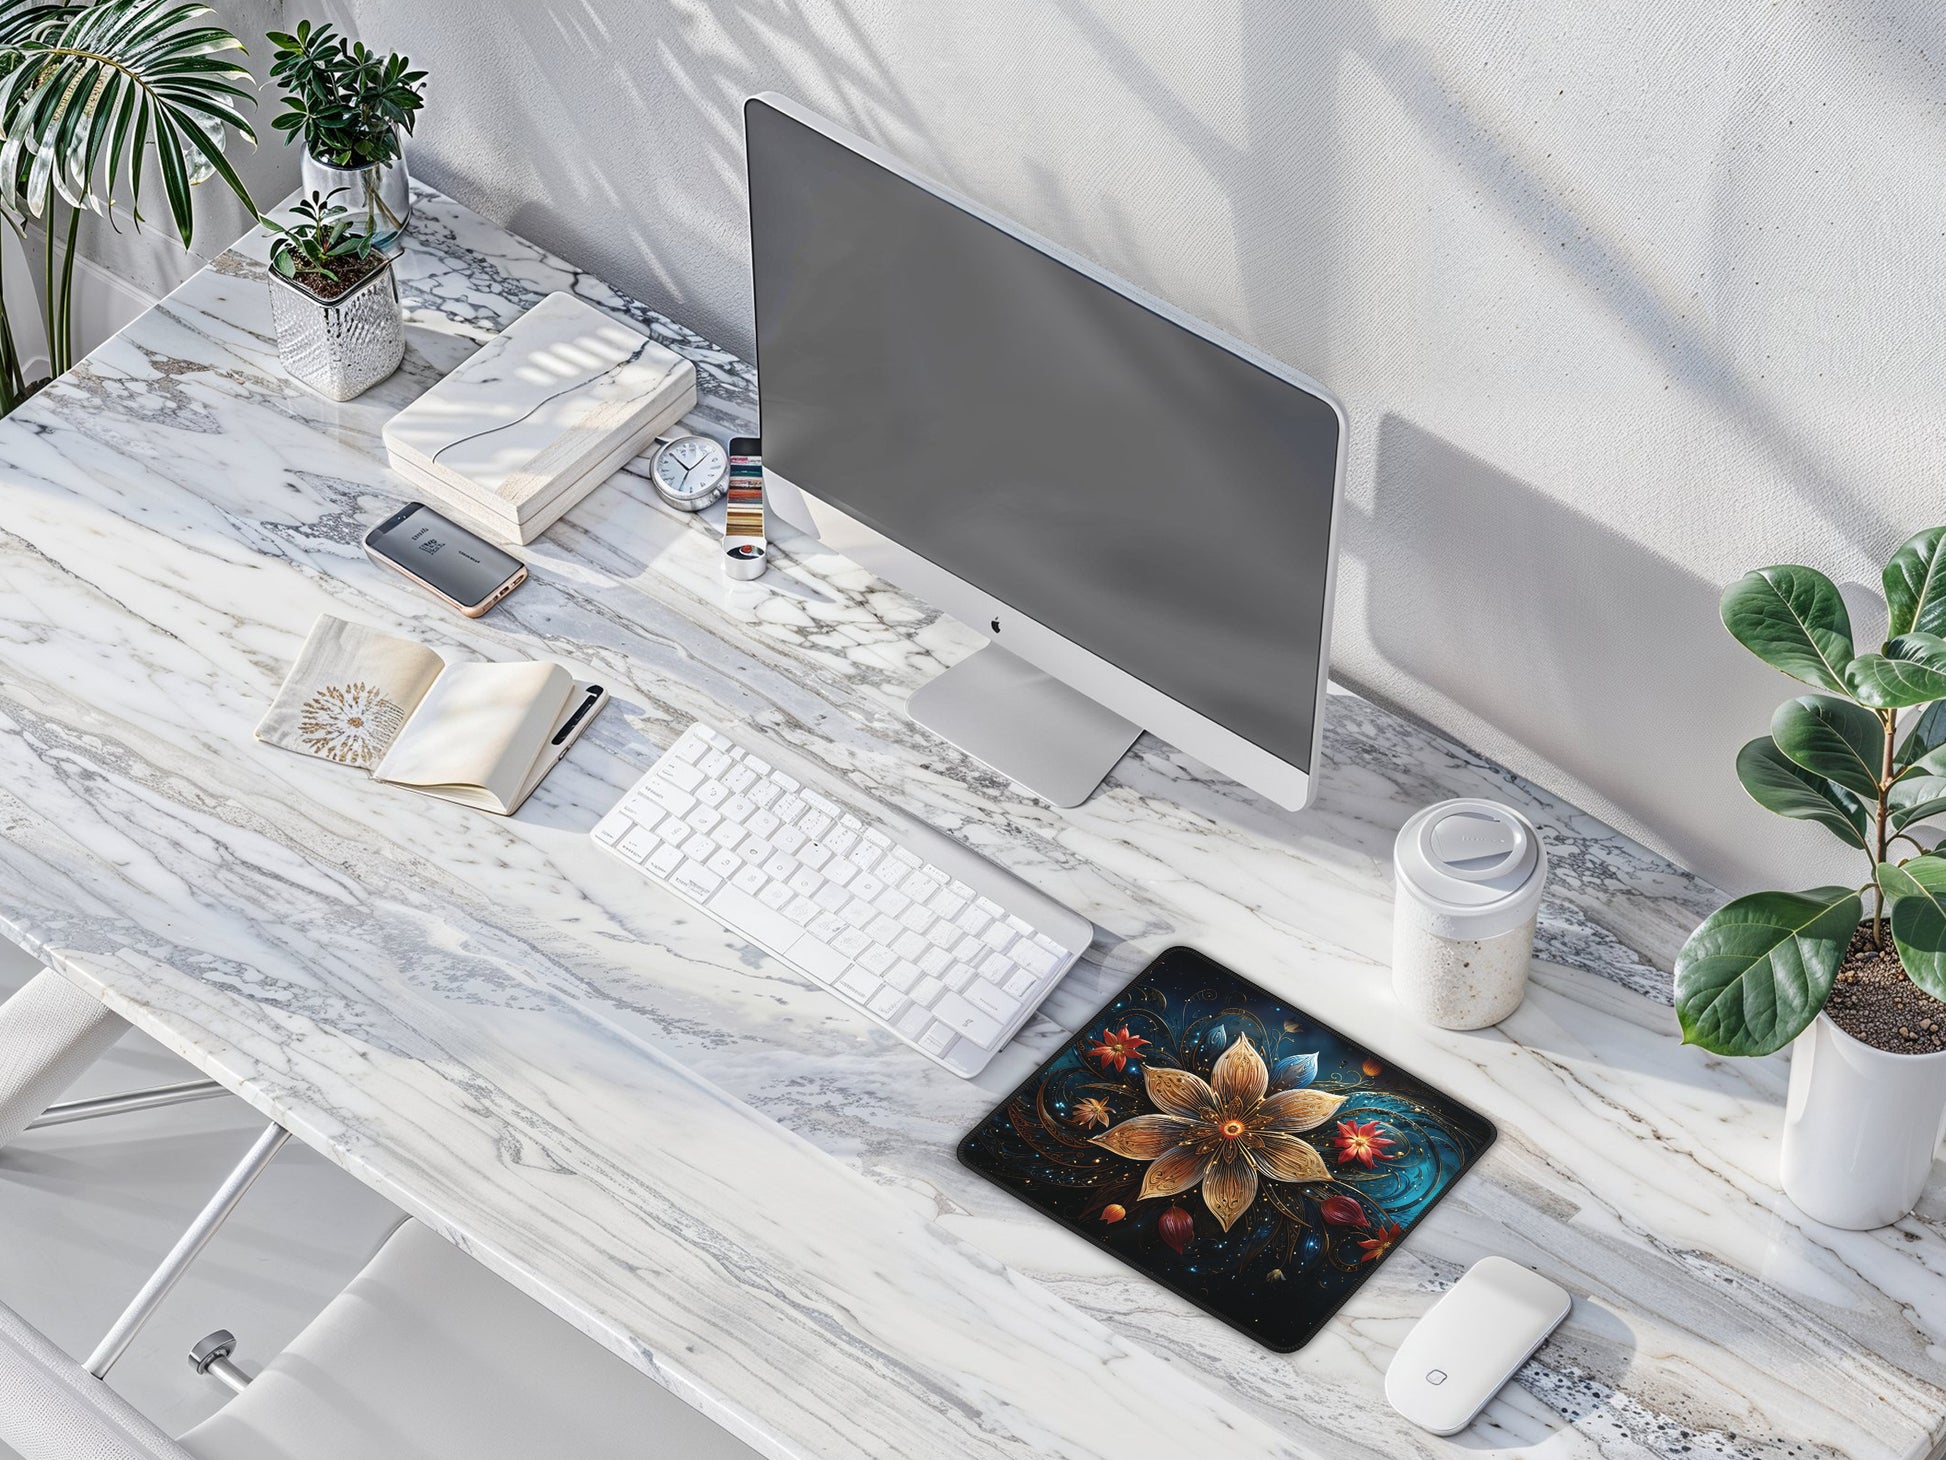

{"left": 1392, "top": 799, "right": 1548, "bottom": 1030}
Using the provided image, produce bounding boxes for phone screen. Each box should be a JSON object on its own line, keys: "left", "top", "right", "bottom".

{"left": 365, "top": 504, "right": 524, "bottom": 609}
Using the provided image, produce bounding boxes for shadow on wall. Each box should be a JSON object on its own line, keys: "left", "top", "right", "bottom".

{"left": 1357, "top": 413, "right": 1846, "bottom": 892}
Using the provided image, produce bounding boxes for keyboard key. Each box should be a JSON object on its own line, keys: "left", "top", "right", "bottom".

{"left": 953, "top": 935, "right": 985, "bottom": 963}
{"left": 775, "top": 794, "right": 806, "bottom": 823}
{"left": 764, "top": 853, "right": 796, "bottom": 882}
{"left": 617, "top": 826, "right": 660, "bottom": 862}
{"left": 826, "top": 859, "right": 857, "bottom": 887}
{"left": 851, "top": 844, "right": 883, "bottom": 873}
{"left": 866, "top": 986, "right": 906, "bottom": 1020}
{"left": 931, "top": 994, "right": 1000, "bottom": 1046}
{"left": 738, "top": 835, "right": 771, "bottom": 862}
{"left": 933, "top": 892, "right": 967, "bottom": 922}
{"left": 670, "top": 864, "right": 722, "bottom": 901}
{"left": 786, "top": 896, "right": 819, "bottom": 925}
{"left": 809, "top": 911, "right": 846, "bottom": 942}
{"left": 646, "top": 843, "right": 685, "bottom": 878}
{"left": 980, "top": 952, "right": 1014, "bottom": 982}
{"left": 724, "top": 765, "right": 757, "bottom": 794}
{"left": 835, "top": 967, "right": 880, "bottom": 1003}
{"left": 895, "top": 1004, "right": 932, "bottom": 1039}
{"left": 814, "top": 883, "right": 850, "bottom": 913}
{"left": 867, "top": 915, "right": 902, "bottom": 944}
{"left": 749, "top": 783, "right": 782, "bottom": 812}
{"left": 910, "top": 976, "right": 944, "bottom": 1006}
{"left": 709, "top": 822, "right": 744, "bottom": 851}
{"left": 672, "top": 735, "right": 707, "bottom": 764}
{"left": 842, "top": 899, "right": 875, "bottom": 928}
{"left": 802, "top": 789, "right": 842, "bottom": 818}
{"left": 901, "top": 870, "right": 936, "bottom": 900}
{"left": 880, "top": 957, "right": 917, "bottom": 990}
{"left": 686, "top": 805, "right": 721, "bottom": 834}
{"left": 697, "top": 781, "right": 729, "bottom": 808}
{"left": 1014, "top": 943, "right": 1059, "bottom": 977}
{"left": 593, "top": 815, "right": 632, "bottom": 846}
{"left": 720, "top": 793, "right": 754, "bottom": 823}
{"left": 700, "top": 750, "right": 733, "bottom": 778}
{"left": 833, "top": 927, "right": 871, "bottom": 958}
{"left": 789, "top": 867, "right": 822, "bottom": 898}
{"left": 643, "top": 780, "right": 695, "bottom": 818}
{"left": 870, "top": 884, "right": 905, "bottom": 916}
{"left": 699, "top": 727, "right": 731, "bottom": 752}
{"left": 981, "top": 924, "right": 1017, "bottom": 953}
{"left": 893, "top": 931, "right": 928, "bottom": 961}
{"left": 797, "top": 939, "right": 851, "bottom": 986}
{"left": 775, "top": 826, "right": 808, "bottom": 855}
{"left": 758, "top": 881, "right": 793, "bottom": 911}
{"left": 966, "top": 980, "right": 1021, "bottom": 1021}
{"left": 827, "top": 827, "right": 860, "bottom": 857}
{"left": 707, "top": 848, "right": 741, "bottom": 878}
{"left": 955, "top": 905, "right": 992, "bottom": 937}
{"left": 683, "top": 834, "right": 716, "bottom": 862}
{"left": 918, "top": 947, "right": 952, "bottom": 977}
{"left": 918, "top": 1022, "right": 957, "bottom": 1056}
{"left": 732, "top": 864, "right": 768, "bottom": 895}
{"left": 660, "top": 760, "right": 704, "bottom": 792}
{"left": 1004, "top": 968, "right": 1040, "bottom": 997}
{"left": 942, "top": 961, "right": 977, "bottom": 992}
{"left": 800, "top": 843, "right": 832, "bottom": 871}
{"left": 900, "top": 905, "right": 934, "bottom": 934}
{"left": 926, "top": 922, "right": 958, "bottom": 951}
{"left": 749, "top": 808, "right": 781, "bottom": 837}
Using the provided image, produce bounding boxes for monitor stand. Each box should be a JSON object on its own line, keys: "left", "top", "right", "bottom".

{"left": 907, "top": 643, "right": 1140, "bottom": 807}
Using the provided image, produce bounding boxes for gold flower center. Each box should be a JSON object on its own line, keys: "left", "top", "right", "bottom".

{"left": 1218, "top": 1118, "right": 1246, "bottom": 1140}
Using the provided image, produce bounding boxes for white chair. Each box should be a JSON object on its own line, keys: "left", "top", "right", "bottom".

{"left": 178, "top": 1217, "right": 764, "bottom": 1460}
{"left": 0, "top": 1110, "right": 764, "bottom": 1460}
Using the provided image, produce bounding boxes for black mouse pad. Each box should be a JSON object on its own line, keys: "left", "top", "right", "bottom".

{"left": 958, "top": 946, "right": 1497, "bottom": 1352}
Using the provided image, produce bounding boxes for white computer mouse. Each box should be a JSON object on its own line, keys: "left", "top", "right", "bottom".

{"left": 1383, "top": 1256, "right": 1571, "bottom": 1435}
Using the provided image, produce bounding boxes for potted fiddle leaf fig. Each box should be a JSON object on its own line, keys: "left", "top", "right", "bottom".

{"left": 1675, "top": 525, "right": 1946, "bottom": 1229}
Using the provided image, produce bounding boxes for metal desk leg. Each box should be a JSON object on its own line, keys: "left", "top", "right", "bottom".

{"left": 0, "top": 969, "right": 130, "bottom": 1151}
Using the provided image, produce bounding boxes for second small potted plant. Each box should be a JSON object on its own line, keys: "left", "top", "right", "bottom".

{"left": 268, "top": 20, "right": 426, "bottom": 250}
{"left": 1676, "top": 526, "right": 1946, "bottom": 1229}
{"left": 264, "top": 190, "right": 406, "bottom": 402}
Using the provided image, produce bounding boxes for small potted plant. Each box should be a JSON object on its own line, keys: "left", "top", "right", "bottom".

{"left": 1676, "top": 526, "right": 1946, "bottom": 1228}
{"left": 264, "top": 189, "right": 405, "bottom": 401}
{"left": 267, "top": 20, "right": 425, "bottom": 250}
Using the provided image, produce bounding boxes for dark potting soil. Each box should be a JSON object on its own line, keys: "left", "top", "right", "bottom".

{"left": 285, "top": 250, "right": 387, "bottom": 301}
{"left": 1824, "top": 926, "right": 1946, "bottom": 1054}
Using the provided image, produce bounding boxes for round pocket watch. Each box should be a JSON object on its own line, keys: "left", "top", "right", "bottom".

{"left": 647, "top": 432, "right": 730, "bottom": 512}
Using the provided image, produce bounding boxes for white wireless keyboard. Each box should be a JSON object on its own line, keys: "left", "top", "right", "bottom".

{"left": 593, "top": 722, "right": 1093, "bottom": 1077}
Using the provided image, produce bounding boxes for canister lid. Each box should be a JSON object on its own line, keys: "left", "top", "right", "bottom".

{"left": 1394, "top": 799, "right": 1547, "bottom": 940}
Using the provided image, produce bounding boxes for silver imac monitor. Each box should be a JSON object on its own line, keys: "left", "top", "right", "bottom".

{"left": 744, "top": 93, "right": 1347, "bottom": 810}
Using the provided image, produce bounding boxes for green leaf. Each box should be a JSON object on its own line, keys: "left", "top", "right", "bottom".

{"left": 1885, "top": 526, "right": 1946, "bottom": 640}
{"left": 1897, "top": 700, "right": 1946, "bottom": 768}
{"left": 1675, "top": 887, "right": 1863, "bottom": 1055}
{"left": 1771, "top": 695, "right": 1886, "bottom": 798}
{"left": 1734, "top": 737, "right": 1869, "bottom": 846}
{"left": 1878, "top": 858, "right": 1946, "bottom": 1000}
{"left": 1720, "top": 566, "right": 1855, "bottom": 693}
{"left": 1844, "top": 633, "right": 1946, "bottom": 709}
{"left": 1891, "top": 774, "right": 1946, "bottom": 831}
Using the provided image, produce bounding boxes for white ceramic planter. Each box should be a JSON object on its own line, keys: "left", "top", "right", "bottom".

{"left": 1780, "top": 1011, "right": 1946, "bottom": 1228}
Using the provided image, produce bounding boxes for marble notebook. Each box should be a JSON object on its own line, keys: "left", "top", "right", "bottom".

{"left": 959, "top": 946, "right": 1497, "bottom": 1352}
{"left": 383, "top": 292, "right": 697, "bottom": 543}
{"left": 256, "top": 614, "right": 594, "bottom": 816}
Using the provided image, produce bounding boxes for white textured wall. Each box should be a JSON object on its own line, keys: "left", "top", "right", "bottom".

{"left": 289, "top": 0, "right": 1943, "bottom": 896}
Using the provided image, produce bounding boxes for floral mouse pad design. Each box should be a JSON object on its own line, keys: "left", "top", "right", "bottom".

{"left": 958, "top": 946, "right": 1497, "bottom": 1352}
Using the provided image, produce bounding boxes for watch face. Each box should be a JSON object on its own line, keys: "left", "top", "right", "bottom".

{"left": 652, "top": 435, "right": 729, "bottom": 506}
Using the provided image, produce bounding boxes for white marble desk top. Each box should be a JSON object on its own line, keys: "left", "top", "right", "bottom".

{"left": 0, "top": 184, "right": 1939, "bottom": 1460}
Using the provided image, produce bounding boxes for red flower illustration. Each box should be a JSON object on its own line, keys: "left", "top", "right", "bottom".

{"left": 1357, "top": 1222, "right": 1404, "bottom": 1263}
{"left": 1318, "top": 1194, "right": 1368, "bottom": 1227}
{"left": 1333, "top": 1119, "right": 1396, "bottom": 1169}
{"left": 1088, "top": 1025, "right": 1150, "bottom": 1072}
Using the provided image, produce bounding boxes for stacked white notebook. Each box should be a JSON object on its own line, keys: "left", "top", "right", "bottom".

{"left": 383, "top": 292, "right": 697, "bottom": 543}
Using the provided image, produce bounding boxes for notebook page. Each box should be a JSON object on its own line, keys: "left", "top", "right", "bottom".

{"left": 255, "top": 615, "right": 446, "bottom": 770}
{"left": 373, "top": 660, "right": 572, "bottom": 813}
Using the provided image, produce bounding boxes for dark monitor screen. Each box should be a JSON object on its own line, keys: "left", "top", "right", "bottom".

{"left": 746, "top": 99, "right": 1341, "bottom": 773}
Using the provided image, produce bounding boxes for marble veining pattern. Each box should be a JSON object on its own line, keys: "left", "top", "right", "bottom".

{"left": 0, "top": 182, "right": 1939, "bottom": 1460}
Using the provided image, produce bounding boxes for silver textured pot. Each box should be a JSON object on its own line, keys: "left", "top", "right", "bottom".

{"left": 267, "top": 256, "right": 406, "bottom": 402}
{"left": 302, "top": 143, "right": 411, "bottom": 251}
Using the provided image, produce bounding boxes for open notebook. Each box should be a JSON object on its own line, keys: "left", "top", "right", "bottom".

{"left": 257, "top": 615, "right": 605, "bottom": 815}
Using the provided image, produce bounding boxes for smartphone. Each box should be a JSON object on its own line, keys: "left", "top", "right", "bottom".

{"left": 364, "top": 503, "right": 528, "bottom": 617}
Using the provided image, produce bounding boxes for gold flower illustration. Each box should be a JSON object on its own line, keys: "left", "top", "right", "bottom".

{"left": 1089, "top": 1033, "right": 1345, "bottom": 1232}
{"left": 299, "top": 681, "right": 404, "bottom": 768}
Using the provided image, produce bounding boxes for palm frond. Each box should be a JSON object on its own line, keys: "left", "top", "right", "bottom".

{"left": 0, "top": 0, "right": 257, "bottom": 244}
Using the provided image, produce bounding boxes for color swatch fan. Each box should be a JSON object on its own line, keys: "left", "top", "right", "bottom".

{"left": 959, "top": 946, "right": 1496, "bottom": 1351}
